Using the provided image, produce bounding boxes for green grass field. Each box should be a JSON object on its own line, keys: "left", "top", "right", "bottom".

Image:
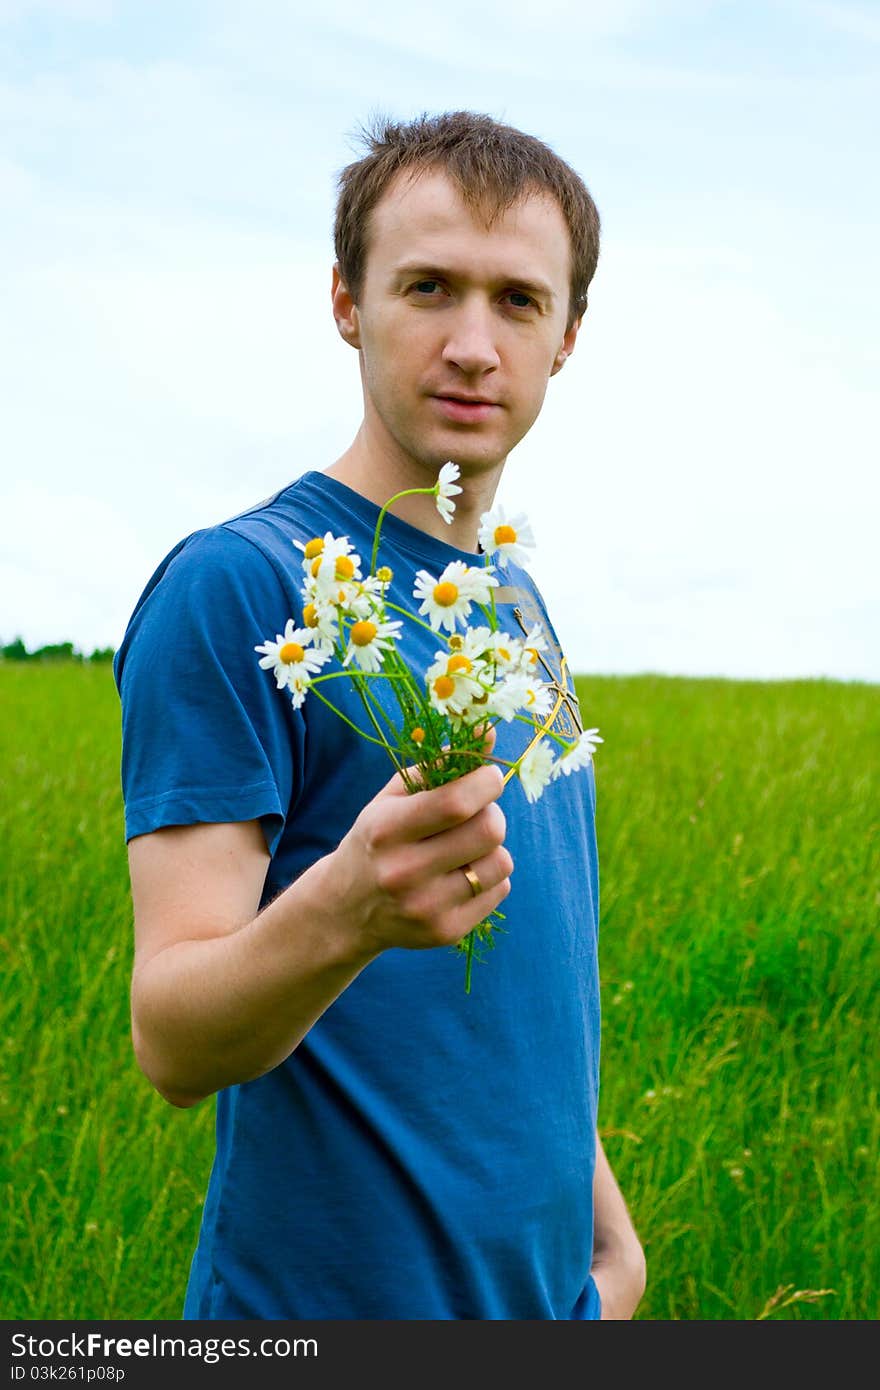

{"left": 1, "top": 663, "right": 877, "bottom": 1320}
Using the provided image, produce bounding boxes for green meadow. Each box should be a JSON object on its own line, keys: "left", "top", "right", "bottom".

{"left": 1, "top": 663, "right": 877, "bottom": 1320}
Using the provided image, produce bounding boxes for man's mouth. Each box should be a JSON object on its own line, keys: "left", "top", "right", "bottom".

{"left": 431, "top": 394, "right": 500, "bottom": 422}
{"left": 439, "top": 393, "right": 498, "bottom": 404}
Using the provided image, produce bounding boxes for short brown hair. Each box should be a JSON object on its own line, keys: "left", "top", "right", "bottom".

{"left": 334, "top": 111, "right": 601, "bottom": 330}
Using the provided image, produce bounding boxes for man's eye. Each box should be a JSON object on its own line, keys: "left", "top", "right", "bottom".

{"left": 412, "top": 280, "right": 442, "bottom": 295}
{"left": 506, "top": 291, "right": 535, "bottom": 309}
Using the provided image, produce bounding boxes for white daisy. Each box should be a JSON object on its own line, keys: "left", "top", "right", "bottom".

{"left": 349, "top": 574, "right": 388, "bottom": 615}
{"left": 450, "top": 625, "right": 513, "bottom": 672}
{"left": 484, "top": 670, "right": 533, "bottom": 722}
{"left": 435, "top": 461, "right": 462, "bottom": 525}
{"left": 288, "top": 674, "right": 313, "bottom": 711}
{"left": 455, "top": 626, "right": 535, "bottom": 680}
{"left": 293, "top": 534, "right": 329, "bottom": 575}
{"left": 255, "top": 620, "right": 331, "bottom": 691}
{"left": 306, "top": 571, "right": 385, "bottom": 621}
{"left": 514, "top": 622, "right": 550, "bottom": 675}
{"left": 301, "top": 533, "right": 363, "bottom": 600}
{"left": 453, "top": 624, "right": 495, "bottom": 659}
{"left": 425, "top": 649, "right": 490, "bottom": 718}
{"left": 341, "top": 616, "right": 403, "bottom": 674}
{"left": 299, "top": 594, "right": 341, "bottom": 655}
{"left": 550, "top": 728, "right": 604, "bottom": 779}
{"left": 413, "top": 560, "right": 498, "bottom": 634}
{"left": 486, "top": 629, "right": 527, "bottom": 675}
{"left": 519, "top": 675, "right": 556, "bottom": 720}
{"left": 478, "top": 504, "right": 536, "bottom": 568}
{"left": 518, "top": 739, "right": 556, "bottom": 804}
{"left": 458, "top": 564, "right": 499, "bottom": 605}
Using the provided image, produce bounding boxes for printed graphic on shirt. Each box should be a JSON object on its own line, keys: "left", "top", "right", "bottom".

{"left": 493, "top": 584, "right": 584, "bottom": 741}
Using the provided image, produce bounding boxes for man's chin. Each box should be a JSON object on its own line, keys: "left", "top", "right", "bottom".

{"left": 416, "top": 433, "right": 510, "bottom": 473}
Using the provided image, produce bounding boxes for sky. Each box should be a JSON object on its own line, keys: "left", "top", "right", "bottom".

{"left": 1, "top": 0, "right": 878, "bottom": 682}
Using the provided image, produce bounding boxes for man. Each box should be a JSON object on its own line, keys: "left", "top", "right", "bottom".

{"left": 114, "top": 111, "right": 646, "bottom": 1321}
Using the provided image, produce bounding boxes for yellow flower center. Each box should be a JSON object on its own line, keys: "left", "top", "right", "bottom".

{"left": 310, "top": 552, "right": 355, "bottom": 582}
{"left": 494, "top": 524, "right": 517, "bottom": 546}
{"left": 433, "top": 674, "right": 456, "bottom": 700}
{"left": 525, "top": 647, "right": 539, "bottom": 665}
{"left": 350, "top": 620, "right": 377, "bottom": 647}
{"left": 411, "top": 727, "right": 425, "bottom": 744}
{"left": 377, "top": 566, "right": 393, "bottom": 584}
{"left": 304, "top": 538, "right": 324, "bottom": 560}
{"left": 302, "top": 603, "right": 319, "bottom": 628}
{"left": 448, "top": 634, "right": 464, "bottom": 651}
{"left": 433, "top": 581, "right": 459, "bottom": 607}
{"left": 472, "top": 691, "right": 488, "bottom": 704}
{"left": 498, "top": 646, "right": 510, "bottom": 662}
{"left": 279, "top": 642, "right": 304, "bottom": 664}
{"left": 447, "top": 654, "right": 472, "bottom": 677}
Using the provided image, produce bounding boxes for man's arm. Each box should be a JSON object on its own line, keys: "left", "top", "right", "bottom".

{"left": 128, "top": 818, "right": 375, "bottom": 1108}
{"left": 128, "top": 729, "right": 512, "bottom": 1107}
{"left": 590, "top": 1133, "right": 647, "bottom": 1319}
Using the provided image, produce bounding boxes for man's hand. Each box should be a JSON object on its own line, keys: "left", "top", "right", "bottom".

{"left": 591, "top": 1134, "right": 647, "bottom": 1319}
{"left": 329, "top": 722, "right": 513, "bottom": 957}
{"left": 127, "top": 723, "right": 512, "bottom": 1106}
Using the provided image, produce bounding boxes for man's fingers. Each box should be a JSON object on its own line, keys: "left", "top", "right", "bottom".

{"left": 474, "top": 720, "right": 496, "bottom": 755}
{"left": 375, "top": 728, "right": 504, "bottom": 840}
{"left": 380, "top": 723, "right": 498, "bottom": 799}
{"left": 385, "top": 763, "right": 504, "bottom": 838}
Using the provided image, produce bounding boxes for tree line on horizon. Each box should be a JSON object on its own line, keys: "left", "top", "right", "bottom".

{"left": 1, "top": 637, "right": 115, "bottom": 664}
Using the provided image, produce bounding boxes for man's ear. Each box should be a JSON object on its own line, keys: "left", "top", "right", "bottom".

{"left": 550, "top": 311, "right": 583, "bottom": 377}
{"left": 331, "top": 263, "right": 362, "bottom": 349}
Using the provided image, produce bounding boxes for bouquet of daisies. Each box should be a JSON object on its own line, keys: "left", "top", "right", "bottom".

{"left": 255, "top": 463, "right": 602, "bottom": 992}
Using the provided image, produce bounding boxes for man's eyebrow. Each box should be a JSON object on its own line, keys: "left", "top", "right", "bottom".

{"left": 392, "top": 263, "right": 556, "bottom": 302}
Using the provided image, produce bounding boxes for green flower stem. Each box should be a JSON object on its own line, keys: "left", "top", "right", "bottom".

{"left": 350, "top": 669, "right": 410, "bottom": 767}
{"left": 486, "top": 557, "right": 498, "bottom": 629}
{"left": 508, "top": 710, "right": 574, "bottom": 751}
{"left": 382, "top": 600, "right": 445, "bottom": 641}
{"left": 375, "top": 610, "right": 502, "bottom": 772}
{"left": 307, "top": 669, "right": 568, "bottom": 785}
{"left": 305, "top": 682, "right": 395, "bottom": 751}
{"left": 309, "top": 669, "right": 419, "bottom": 687}
{"left": 341, "top": 659, "right": 434, "bottom": 794}
{"left": 357, "top": 653, "right": 423, "bottom": 752}
{"left": 496, "top": 711, "right": 580, "bottom": 787}
{"left": 370, "top": 485, "right": 439, "bottom": 575}
{"left": 310, "top": 668, "right": 429, "bottom": 752}
{"left": 309, "top": 656, "right": 413, "bottom": 776}
{"left": 473, "top": 600, "right": 499, "bottom": 632}
{"left": 382, "top": 641, "right": 439, "bottom": 744}
{"left": 352, "top": 680, "right": 409, "bottom": 779}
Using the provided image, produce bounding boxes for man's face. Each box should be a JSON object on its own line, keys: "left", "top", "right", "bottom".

{"left": 333, "top": 168, "right": 581, "bottom": 479}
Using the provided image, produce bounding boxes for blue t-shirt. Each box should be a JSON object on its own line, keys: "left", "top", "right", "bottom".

{"left": 114, "top": 468, "right": 602, "bottom": 1320}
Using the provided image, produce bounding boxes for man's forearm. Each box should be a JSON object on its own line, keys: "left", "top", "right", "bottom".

{"left": 131, "top": 850, "right": 379, "bottom": 1106}
{"left": 591, "top": 1133, "right": 647, "bottom": 1318}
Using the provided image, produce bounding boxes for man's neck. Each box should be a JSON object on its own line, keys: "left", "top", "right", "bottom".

{"left": 324, "top": 428, "right": 503, "bottom": 557}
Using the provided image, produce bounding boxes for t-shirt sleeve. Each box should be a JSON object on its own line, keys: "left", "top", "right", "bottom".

{"left": 114, "top": 525, "right": 305, "bottom": 857}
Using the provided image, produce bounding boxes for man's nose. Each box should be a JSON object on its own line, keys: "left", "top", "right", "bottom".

{"left": 441, "top": 298, "right": 501, "bottom": 376}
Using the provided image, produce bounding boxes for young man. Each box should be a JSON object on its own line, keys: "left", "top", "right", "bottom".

{"left": 114, "top": 111, "right": 646, "bottom": 1321}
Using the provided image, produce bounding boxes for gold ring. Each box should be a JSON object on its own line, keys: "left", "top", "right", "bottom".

{"left": 462, "top": 864, "right": 483, "bottom": 898}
